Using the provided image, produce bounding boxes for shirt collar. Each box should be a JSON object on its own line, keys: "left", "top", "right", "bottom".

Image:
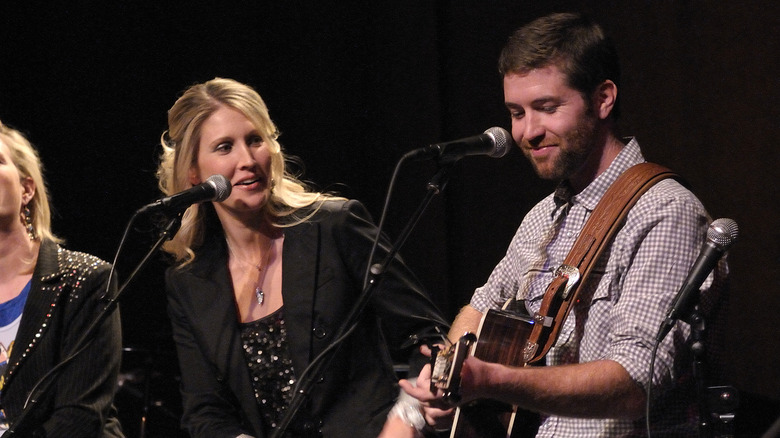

{"left": 570, "top": 137, "right": 645, "bottom": 211}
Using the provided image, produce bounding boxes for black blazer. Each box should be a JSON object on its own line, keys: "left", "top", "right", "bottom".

{"left": 166, "top": 199, "right": 445, "bottom": 438}
{"left": 0, "top": 239, "right": 124, "bottom": 437}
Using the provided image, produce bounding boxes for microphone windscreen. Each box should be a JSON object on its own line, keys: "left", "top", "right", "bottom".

{"left": 207, "top": 174, "right": 232, "bottom": 202}
{"left": 708, "top": 218, "right": 738, "bottom": 250}
{"left": 484, "top": 127, "right": 512, "bottom": 158}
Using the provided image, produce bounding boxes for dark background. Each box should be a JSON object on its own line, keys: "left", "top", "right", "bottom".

{"left": 2, "top": 1, "right": 778, "bottom": 436}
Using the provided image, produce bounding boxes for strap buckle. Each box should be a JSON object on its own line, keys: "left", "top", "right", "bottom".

{"left": 554, "top": 264, "right": 581, "bottom": 300}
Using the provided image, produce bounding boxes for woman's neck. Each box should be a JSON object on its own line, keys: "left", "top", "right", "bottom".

{"left": 224, "top": 224, "right": 281, "bottom": 257}
{"left": 0, "top": 228, "right": 40, "bottom": 301}
{"left": 218, "top": 209, "right": 279, "bottom": 250}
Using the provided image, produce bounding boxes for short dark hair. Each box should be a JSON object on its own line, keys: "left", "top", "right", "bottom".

{"left": 498, "top": 12, "right": 621, "bottom": 119}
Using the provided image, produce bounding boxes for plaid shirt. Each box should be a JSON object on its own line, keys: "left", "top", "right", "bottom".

{"left": 471, "top": 139, "right": 727, "bottom": 437}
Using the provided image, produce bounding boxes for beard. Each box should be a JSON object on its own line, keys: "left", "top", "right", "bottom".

{"left": 525, "top": 109, "right": 599, "bottom": 182}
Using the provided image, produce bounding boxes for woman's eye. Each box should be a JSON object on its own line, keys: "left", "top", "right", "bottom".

{"left": 249, "top": 135, "right": 264, "bottom": 146}
{"left": 215, "top": 142, "right": 232, "bottom": 152}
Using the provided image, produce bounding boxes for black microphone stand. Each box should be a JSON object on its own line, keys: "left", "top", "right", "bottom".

{"left": 687, "top": 305, "right": 739, "bottom": 438}
{"left": 649, "top": 281, "right": 739, "bottom": 438}
{"left": 271, "top": 163, "right": 453, "bottom": 438}
{"left": 5, "top": 212, "right": 183, "bottom": 436}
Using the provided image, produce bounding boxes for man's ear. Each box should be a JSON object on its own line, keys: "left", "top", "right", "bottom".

{"left": 594, "top": 79, "right": 618, "bottom": 120}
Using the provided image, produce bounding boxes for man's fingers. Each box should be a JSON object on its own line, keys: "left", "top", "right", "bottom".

{"left": 399, "top": 379, "right": 435, "bottom": 400}
{"left": 423, "top": 406, "right": 455, "bottom": 430}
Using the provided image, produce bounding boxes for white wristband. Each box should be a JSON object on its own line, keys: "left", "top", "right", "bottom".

{"left": 389, "top": 379, "right": 426, "bottom": 431}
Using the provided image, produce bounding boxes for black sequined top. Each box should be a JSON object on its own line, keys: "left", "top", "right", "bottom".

{"left": 240, "top": 308, "right": 297, "bottom": 433}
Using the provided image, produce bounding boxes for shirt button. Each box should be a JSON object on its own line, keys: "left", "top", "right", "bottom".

{"left": 312, "top": 327, "right": 327, "bottom": 339}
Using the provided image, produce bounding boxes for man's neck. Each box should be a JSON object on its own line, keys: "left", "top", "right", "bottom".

{"left": 568, "top": 133, "right": 625, "bottom": 193}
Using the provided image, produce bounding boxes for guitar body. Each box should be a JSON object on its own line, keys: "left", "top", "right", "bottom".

{"left": 444, "top": 309, "right": 539, "bottom": 438}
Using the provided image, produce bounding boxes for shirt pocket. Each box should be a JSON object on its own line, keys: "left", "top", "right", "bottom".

{"left": 578, "top": 270, "right": 617, "bottom": 362}
{"left": 522, "top": 269, "right": 576, "bottom": 348}
{"left": 584, "top": 269, "right": 614, "bottom": 305}
{"left": 523, "top": 269, "right": 555, "bottom": 306}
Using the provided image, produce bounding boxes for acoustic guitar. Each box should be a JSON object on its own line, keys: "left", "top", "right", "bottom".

{"left": 430, "top": 308, "right": 540, "bottom": 438}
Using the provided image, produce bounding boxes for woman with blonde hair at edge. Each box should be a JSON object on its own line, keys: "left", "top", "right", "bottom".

{"left": 0, "top": 120, "right": 124, "bottom": 437}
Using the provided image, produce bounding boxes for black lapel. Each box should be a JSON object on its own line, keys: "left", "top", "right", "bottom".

{"left": 185, "top": 238, "right": 263, "bottom": 429}
{"left": 185, "top": 239, "right": 251, "bottom": 380}
{"left": 3, "top": 240, "right": 63, "bottom": 386}
{"left": 281, "top": 220, "right": 320, "bottom": 373}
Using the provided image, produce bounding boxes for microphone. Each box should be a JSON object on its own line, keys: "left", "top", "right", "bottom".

{"left": 138, "top": 174, "right": 232, "bottom": 214}
{"left": 657, "top": 218, "right": 738, "bottom": 342}
{"left": 409, "top": 127, "right": 512, "bottom": 163}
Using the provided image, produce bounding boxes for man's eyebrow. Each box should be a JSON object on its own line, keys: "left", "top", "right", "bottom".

{"left": 531, "top": 96, "right": 561, "bottom": 105}
{"left": 505, "top": 96, "right": 560, "bottom": 109}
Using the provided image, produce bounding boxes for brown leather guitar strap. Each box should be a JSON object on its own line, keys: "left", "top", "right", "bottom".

{"left": 522, "top": 162, "right": 680, "bottom": 363}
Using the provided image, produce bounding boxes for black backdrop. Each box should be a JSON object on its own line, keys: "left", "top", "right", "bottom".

{"left": 2, "top": 1, "right": 778, "bottom": 436}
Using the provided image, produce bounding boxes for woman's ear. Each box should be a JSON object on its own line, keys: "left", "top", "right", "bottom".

{"left": 20, "top": 176, "right": 35, "bottom": 206}
{"left": 188, "top": 166, "right": 201, "bottom": 186}
{"left": 594, "top": 79, "right": 618, "bottom": 120}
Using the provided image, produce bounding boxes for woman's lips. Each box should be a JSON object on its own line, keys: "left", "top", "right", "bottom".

{"left": 234, "top": 177, "right": 262, "bottom": 189}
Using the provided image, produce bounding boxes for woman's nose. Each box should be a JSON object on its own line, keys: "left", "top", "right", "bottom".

{"left": 237, "top": 143, "right": 257, "bottom": 168}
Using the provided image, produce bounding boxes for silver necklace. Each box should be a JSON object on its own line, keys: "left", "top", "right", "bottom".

{"left": 226, "top": 238, "right": 274, "bottom": 305}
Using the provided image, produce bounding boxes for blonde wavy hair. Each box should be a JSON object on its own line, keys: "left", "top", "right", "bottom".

{"left": 157, "top": 77, "right": 338, "bottom": 263}
{"left": 0, "top": 120, "right": 60, "bottom": 243}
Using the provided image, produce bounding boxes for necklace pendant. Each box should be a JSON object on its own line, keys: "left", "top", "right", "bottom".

{"left": 255, "top": 287, "right": 264, "bottom": 305}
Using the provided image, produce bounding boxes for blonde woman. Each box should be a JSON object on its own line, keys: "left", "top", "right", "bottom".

{"left": 0, "top": 121, "right": 123, "bottom": 437}
{"left": 158, "top": 78, "right": 445, "bottom": 438}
